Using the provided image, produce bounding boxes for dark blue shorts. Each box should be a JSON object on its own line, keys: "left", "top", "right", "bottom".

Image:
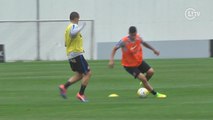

{"left": 124, "top": 61, "right": 151, "bottom": 78}
{"left": 68, "top": 55, "right": 90, "bottom": 74}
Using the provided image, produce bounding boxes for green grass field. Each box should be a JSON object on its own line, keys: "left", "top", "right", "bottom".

{"left": 0, "top": 58, "right": 213, "bottom": 120}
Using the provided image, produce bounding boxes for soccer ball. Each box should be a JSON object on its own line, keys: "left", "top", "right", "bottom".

{"left": 137, "top": 87, "right": 149, "bottom": 98}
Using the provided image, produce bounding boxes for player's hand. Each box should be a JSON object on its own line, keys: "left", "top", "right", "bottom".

{"left": 153, "top": 50, "right": 160, "bottom": 56}
{"left": 108, "top": 60, "right": 114, "bottom": 68}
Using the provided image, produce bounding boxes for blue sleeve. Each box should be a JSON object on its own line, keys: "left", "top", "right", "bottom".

{"left": 115, "top": 40, "right": 125, "bottom": 48}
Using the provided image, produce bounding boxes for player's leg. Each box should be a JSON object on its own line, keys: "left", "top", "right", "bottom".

{"left": 137, "top": 73, "right": 156, "bottom": 94}
{"left": 59, "top": 72, "right": 83, "bottom": 98}
{"left": 76, "top": 70, "right": 91, "bottom": 102}
{"left": 146, "top": 68, "right": 154, "bottom": 81}
{"left": 138, "top": 61, "right": 154, "bottom": 81}
{"left": 137, "top": 73, "right": 166, "bottom": 98}
{"left": 76, "top": 55, "right": 91, "bottom": 102}
{"left": 59, "top": 56, "right": 83, "bottom": 99}
{"left": 124, "top": 66, "right": 166, "bottom": 98}
{"left": 65, "top": 72, "right": 83, "bottom": 88}
{"left": 124, "top": 66, "right": 156, "bottom": 93}
{"left": 124, "top": 66, "right": 151, "bottom": 89}
{"left": 138, "top": 61, "right": 167, "bottom": 98}
{"left": 79, "top": 70, "right": 92, "bottom": 94}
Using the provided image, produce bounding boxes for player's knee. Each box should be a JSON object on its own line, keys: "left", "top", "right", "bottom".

{"left": 86, "top": 70, "right": 92, "bottom": 77}
{"left": 89, "top": 70, "right": 92, "bottom": 75}
{"left": 147, "top": 68, "right": 154, "bottom": 76}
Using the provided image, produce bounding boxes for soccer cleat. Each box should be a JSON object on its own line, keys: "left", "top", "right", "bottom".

{"left": 76, "top": 92, "right": 88, "bottom": 102}
{"left": 59, "top": 84, "right": 67, "bottom": 99}
{"left": 156, "top": 92, "right": 167, "bottom": 98}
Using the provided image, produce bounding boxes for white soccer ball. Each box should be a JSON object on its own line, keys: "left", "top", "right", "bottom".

{"left": 137, "top": 87, "right": 149, "bottom": 98}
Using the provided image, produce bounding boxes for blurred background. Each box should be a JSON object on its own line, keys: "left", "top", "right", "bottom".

{"left": 0, "top": 0, "right": 213, "bottom": 62}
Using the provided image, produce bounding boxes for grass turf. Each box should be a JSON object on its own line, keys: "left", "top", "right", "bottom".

{"left": 0, "top": 58, "right": 213, "bottom": 120}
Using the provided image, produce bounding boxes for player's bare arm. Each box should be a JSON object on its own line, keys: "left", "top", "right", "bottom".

{"left": 109, "top": 47, "right": 119, "bottom": 68}
{"left": 142, "top": 41, "right": 160, "bottom": 56}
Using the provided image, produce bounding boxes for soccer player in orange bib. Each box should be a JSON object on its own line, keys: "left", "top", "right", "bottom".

{"left": 109, "top": 26, "right": 166, "bottom": 98}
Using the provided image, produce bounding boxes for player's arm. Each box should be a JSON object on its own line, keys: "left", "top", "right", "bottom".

{"left": 70, "top": 22, "right": 86, "bottom": 36}
{"left": 108, "top": 40, "right": 123, "bottom": 68}
{"left": 142, "top": 41, "right": 160, "bottom": 56}
{"left": 108, "top": 47, "right": 119, "bottom": 68}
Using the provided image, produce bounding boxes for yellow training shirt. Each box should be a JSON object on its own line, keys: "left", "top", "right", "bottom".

{"left": 65, "top": 23, "right": 83, "bottom": 55}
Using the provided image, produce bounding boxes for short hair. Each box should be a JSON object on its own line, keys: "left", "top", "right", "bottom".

{"left": 129, "top": 26, "right": 137, "bottom": 33}
{"left": 69, "top": 12, "right": 79, "bottom": 20}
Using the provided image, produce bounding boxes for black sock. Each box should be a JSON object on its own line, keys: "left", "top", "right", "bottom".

{"left": 64, "top": 81, "right": 71, "bottom": 89}
{"left": 151, "top": 90, "right": 157, "bottom": 95}
{"left": 79, "top": 85, "right": 87, "bottom": 95}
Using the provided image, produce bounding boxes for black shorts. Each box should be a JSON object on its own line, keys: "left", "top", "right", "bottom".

{"left": 124, "top": 61, "right": 151, "bottom": 78}
{"left": 68, "top": 55, "right": 90, "bottom": 74}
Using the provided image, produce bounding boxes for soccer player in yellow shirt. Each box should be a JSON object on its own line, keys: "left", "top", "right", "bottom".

{"left": 59, "top": 12, "right": 92, "bottom": 102}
